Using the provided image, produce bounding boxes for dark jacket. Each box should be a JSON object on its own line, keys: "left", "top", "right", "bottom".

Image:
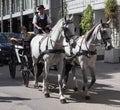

{"left": 34, "top": 14, "right": 50, "bottom": 34}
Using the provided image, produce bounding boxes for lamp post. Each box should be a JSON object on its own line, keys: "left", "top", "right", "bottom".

{"left": 62, "top": 0, "right": 64, "bottom": 17}
{"left": 49, "top": 0, "right": 51, "bottom": 19}
{"left": 33, "top": 0, "right": 37, "bottom": 16}
{"left": 20, "top": 0, "right": 23, "bottom": 27}
{"left": 0, "top": 0, "right": 3, "bottom": 32}
{"left": 9, "top": 0, "right": 12, "bottom": 32}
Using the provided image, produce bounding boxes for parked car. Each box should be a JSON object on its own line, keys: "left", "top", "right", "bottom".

{"left": 3, "top": 32, "right": 21, "bottom": 39}
{"left": 0, "top": 33, "right": 13, "bottom": 65}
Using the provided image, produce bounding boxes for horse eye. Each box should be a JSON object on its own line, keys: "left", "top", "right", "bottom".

{"left": 74, "top": 27, "right": 77, "bottom": 32}
{"left": 101, "top": 30, "right": 106, "bottom": 34}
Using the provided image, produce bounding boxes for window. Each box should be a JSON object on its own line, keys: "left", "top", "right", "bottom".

{"left": 24, "top": 0, "right": 32, "bottom": 10}
{"left": 37, "top": 0, "right": 43, "bottom": 5}
{"left": 15, "top": 0, "right": 20, "bottom": 12}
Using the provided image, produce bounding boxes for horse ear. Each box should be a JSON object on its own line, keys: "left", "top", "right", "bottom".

{"left": 100, "top": 19, "right": 105, "bottom": 27}
{"left": 107, "top": 19, "right": 111, "bottom": 24}
{"left": 65, "top": 14, "right": 69, "bottom": 20}
{"left": 64, "top": 16, "right": 66, "bottom": 22}
{"left": 69, "top": 14, "right": 73, "bottom": 21}
{"left": 100, "top": 19, "right": 103, "bottom": 24}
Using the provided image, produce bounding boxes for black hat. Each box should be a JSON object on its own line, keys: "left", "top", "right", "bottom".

{"left": 38, "top": 5, "right": 45, "bottom": 10}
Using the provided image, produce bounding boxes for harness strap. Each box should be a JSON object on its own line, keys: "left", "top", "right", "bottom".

{"left": 37, "top": 49, "right": 65, "bottom": 64}
{"left": 76, "top": 49, "right": 97, "bottom": 58}
{"left": 39, "top": 34, "right": 49, "bottom": 53}
{"left": 65, "top": 49, "right": 97, "bottom": 61}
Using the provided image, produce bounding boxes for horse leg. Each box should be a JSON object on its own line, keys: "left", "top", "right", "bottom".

{"left": 37, "top": 62, "right": 44, "bottom": 78}
{"left": 88, "top": 66, "right": 96, "bottom": 89}
{"left": 42, "top": 61, "right": 49, "bottom": 97}
{"left": 71, "top": 65, "right": 78, "bottom": 91}
{"left": 32, "top": 56, "right": 39, "bottom": 87}
{"left": 81, "top": 65, "right": 90, "bottom": 100}
{"left": 58, "top": 60, "right": 66, "bottom": 103}
{"left": 63, "top": 62, "right": 73, "bottom": 89}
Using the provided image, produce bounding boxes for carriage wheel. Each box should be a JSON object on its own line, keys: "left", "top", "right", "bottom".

{"left": 8, "top": 49, "right": 16, "bottom": 79}
{"left": 9, "top": 62, "right": 16, "bottom": 79}
{"left": 22, "top": 70, "right": 30, "bottom": 87}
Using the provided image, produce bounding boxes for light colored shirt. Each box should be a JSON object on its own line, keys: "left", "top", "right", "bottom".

{"left": 32, "top": 13, "right": 51, "bottom": 24}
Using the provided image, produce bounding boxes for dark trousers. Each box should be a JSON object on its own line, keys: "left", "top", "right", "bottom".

{"left": 34, "top": 28, "right": 50, "bottom": 35}
{"left": 34, "top": 28, "right": 43, "bottom": 35}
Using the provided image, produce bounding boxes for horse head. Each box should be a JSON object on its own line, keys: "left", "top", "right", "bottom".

{"left": 96, "top": 19, "right": 113, "bottom": 50}
{"left": 62, "top": 15, "right": 76, "bottom": 42}
{"left": 49, "top": 17, "right": 75, "bottom": 48}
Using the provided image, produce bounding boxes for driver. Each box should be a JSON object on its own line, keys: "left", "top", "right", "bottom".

{"left": 32, "top": 5, "right": 52, "bottom": 35}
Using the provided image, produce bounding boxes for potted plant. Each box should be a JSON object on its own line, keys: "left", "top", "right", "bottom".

{"left": 105, "top": 0, "right": 118, "bottom": 19}
{"left": 80, "top": 4, "right": 94, "bottom": 35}
{"left": 104, "top": 0, "right": 120, "bottom": 63}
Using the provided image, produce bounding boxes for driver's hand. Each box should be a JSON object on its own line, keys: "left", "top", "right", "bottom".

{"left": 38, "top": 26, "right": 42, "bottom": 30}
{"left": 10, "top": 38, "right": 19, "bottom": 42}
{"left": 46, "top": 25, "right": 50, "bottom": 28}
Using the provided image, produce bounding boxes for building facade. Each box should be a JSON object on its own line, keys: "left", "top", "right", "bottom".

{"left": 0, "top": 0, "right": 120, "bottom": 62}
{"left": 0, "top": 0, "right": 61, "bottom": 33}
{"left": 66, "top": 0, "right": 120, "bottom": 62}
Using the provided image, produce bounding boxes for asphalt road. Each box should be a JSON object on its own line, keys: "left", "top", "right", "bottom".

{"left": 0, "top": 61, "right": 120, "bottom": 110}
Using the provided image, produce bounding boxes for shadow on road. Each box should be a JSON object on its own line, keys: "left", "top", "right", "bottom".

{"left": 0, "top": 96, "right": 31, "bottom": 103}
{"left": 44, "top": 83, "right": 120, "bottom": 107}
{"left": 0, "top": 61, "right": 120, "bottom": 106}
{"left": 66, "top": 83, "right": 120, "bottom": 106}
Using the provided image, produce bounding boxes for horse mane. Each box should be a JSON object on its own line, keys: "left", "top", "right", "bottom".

{"left": 85, "top": 24, "right": 98, "bottom": 42}
{"left": 52, "top": 18, "right": 63, "bottom": 31}
{"left": 51, "top": 18, "right": 64, "bottom": 37}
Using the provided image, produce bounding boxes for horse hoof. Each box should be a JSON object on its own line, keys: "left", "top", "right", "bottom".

{"left": 73, "top": 87, "right": 78, "bottom": 91}
{"left": 62, "top": 84, "right": 67, "bottom": 90}
{"left": 63, "top": 86, "right": 67, "bottom": 90}
{"left": 60, "top": 99, "right": 66, "bottom": 104}
{"left": 85, "top": 96, "right": 90, "bottom": 100}
{"left": 34, "top": 83, "right": 39, "bottom": 88}
{"left": 44, "top": 93, "right": 50, "bottom": 98}
{"left": 34, "top": 85, "right": 38, "bottom": 88}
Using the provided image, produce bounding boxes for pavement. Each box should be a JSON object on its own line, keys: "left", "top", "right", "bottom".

{"left": 0, "top": 60, "right": 120, "bottom": 110}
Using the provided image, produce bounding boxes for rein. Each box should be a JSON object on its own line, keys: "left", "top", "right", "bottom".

{"left": 81, "top": 25, "right": 100, "bottom": 57}
{"left": 50, "top": 38, "right": 63, "bottom": 47}
{"left": 37, "top": 19, "right": 75, "bottom": 62}
{"left": 37, "top": 27, "right": 65, "bottom": 63}
{"left": 37, "top": 48, "right": 65, "bottom": 64}
{"left": 78, "top": 37, "right": 97, "bottom": 58}
{"left": 71, "top": 26, "right": 98, "bottom": 58}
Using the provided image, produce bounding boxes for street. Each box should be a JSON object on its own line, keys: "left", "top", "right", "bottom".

{"left": 0, "top": 61, "right": 120, "bottom": 110}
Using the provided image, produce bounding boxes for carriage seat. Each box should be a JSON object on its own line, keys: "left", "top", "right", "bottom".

{"left": 22, "top": 32, "right": 35, "bottom": 57}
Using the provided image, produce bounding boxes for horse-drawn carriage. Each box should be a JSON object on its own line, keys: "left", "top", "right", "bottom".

{"left": 8, "top": 32, "right": 36, "bottom": 87}
{"left": 8, "top": 17, "right": 112, "bottom": 103}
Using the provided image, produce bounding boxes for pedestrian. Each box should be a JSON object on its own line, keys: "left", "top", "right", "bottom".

{"left": 32, "top": 5, "right": 52, "bottom": 35}
{"left": 10, "top": 26, "right": 31, "bottom": 42}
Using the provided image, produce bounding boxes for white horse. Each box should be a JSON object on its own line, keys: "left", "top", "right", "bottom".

{"left": 63, "top": 20, "right": 112, "bottom": 99}
{"left": 30, "top": 17, "right": 75, "bottom": 103}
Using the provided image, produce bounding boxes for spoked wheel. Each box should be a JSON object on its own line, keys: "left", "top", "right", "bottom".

{"left": 20, "top": 54, "right": 30, "bottom": 87}
{"left": 22, "top": 70, "right": 30, "bottom": 87}
{"left": 9, "top": 62, "right": 16, "bottom": 79}
{"left": 9, "top": 49, "right": 17, "bottom": 79}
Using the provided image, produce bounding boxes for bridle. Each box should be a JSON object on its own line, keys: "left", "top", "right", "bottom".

{"left": 99, "top": 28, "right": 111, "bottom": 47}
{"left": 49, "top": 20, "right": 76, "bottom": 48}
{"left": 62, "top": 20, "right": 75, "bottom": 42}
{"left": 76, "top": 24, "right": 111, "bottom": 57}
